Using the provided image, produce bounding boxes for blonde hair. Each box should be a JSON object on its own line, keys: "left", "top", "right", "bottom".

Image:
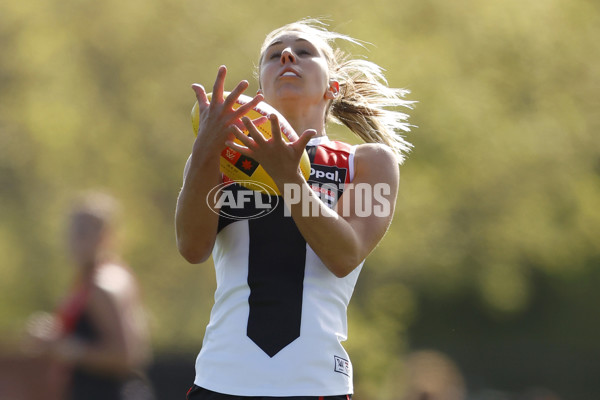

{"left": 258, "top": 19, "right": 415, "bottom": 164}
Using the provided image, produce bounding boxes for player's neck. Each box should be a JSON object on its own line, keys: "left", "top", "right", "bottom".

{"left": 278, "top": 102, "right": 327, "bottom": 138}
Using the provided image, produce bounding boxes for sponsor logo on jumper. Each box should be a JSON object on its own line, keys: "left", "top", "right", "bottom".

{"left": 309, "top": 165, "right": 347, "bottom": 184}
{"left": 334, "top": 356, "right": 351, "bottom": 376}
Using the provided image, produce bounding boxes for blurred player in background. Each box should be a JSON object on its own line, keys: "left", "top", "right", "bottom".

{"left": 24, "top": 191, "right": 154, "bottom": 400}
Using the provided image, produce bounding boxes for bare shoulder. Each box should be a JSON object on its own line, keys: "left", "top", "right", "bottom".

{"left": 354, "top": 143, "right": 399, "bottom": 181}
{"left": 91, "top": 263, "right": 137, "bottom": 303}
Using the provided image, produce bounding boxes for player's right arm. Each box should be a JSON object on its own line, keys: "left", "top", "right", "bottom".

{"left": 175, "top": 151, "right": 222, "bottom": 264}
{"left": 175, "top": 66, "right": 263, "bottom": 263}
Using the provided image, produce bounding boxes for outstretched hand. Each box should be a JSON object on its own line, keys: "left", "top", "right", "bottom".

{"left": 191, "top": 66, "right": 264, "bottom": 156}
{"left": 226, "top": 113, "right": 316, "bottom": 186}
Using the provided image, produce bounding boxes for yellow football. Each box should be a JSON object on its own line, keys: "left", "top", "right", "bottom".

{"left": 191, "top": 93, "right": 311, "bottom": 195}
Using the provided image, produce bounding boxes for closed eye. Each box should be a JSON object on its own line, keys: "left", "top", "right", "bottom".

{"left": 268, "top": 49, "right": 311, "bottom": 60}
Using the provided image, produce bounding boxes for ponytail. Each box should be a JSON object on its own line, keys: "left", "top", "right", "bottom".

{"left": 329, "top": 51, "right": 414, "bottom": 164}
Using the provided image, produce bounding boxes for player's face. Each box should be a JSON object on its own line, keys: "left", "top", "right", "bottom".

{"left": 259, "top": 32, "right": 331, "bottom": 107}
{"left": 67, "top": 214, "right": 104, "bottom": 266}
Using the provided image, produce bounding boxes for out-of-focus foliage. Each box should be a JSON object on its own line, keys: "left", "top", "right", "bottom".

{"left": 1, "top": 0, "right": 598, "bottom": 398}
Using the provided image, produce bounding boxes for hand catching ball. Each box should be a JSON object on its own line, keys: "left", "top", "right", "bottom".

{"left": 191, "top": 93, "right": 311, "bottom": 195}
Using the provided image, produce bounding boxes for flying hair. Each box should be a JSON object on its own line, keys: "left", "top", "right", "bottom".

{"left": 258, "top": 18, "right": 415, "bottom": 164}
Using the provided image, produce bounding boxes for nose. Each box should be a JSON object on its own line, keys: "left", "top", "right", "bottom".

{"left": 280, "top": 47, "right": 296, "bottom": 64}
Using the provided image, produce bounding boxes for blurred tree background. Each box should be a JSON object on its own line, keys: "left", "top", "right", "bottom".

{"left": 1, "top": 0, "right": 598, "bottom": 399}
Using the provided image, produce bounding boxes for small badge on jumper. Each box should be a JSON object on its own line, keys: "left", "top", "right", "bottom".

{"left": 334, "top": 355, "right": 351, "bottom": 376}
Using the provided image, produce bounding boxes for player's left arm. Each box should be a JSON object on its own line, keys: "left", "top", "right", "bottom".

{"left": 292, "top": 143, "right": 399, "bottom": 277}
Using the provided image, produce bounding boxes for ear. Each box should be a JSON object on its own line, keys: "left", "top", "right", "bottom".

{"left": 324, "top": 80, "right": 340, "bottom": 100}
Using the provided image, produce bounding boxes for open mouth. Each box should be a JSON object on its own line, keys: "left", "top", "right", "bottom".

{"left": 280, "top": 70, "right": 300, "bottom": 78}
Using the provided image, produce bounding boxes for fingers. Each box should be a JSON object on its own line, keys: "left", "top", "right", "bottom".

{"left": 231, "top": 115, "right": 268, "bottom": 132}
{"left": 225, "top": 127, "right": 254, "bottom": 158}
{"left": 225, "top": 80, "right": 250, "bottom": 109}
{"left": 211, "top": 65, "right": 227, "bottom": 104}
{"left": 228, "top": 126, "right": 254, "bottom": 149}
{"left": 206, "top": 65, "right": 264, "bottom": 123}
{"left": 242, "top": 117, "right": 267, "bottom": 143}
{"left": 232, "top": 92, "right": 264, "bottom": 120}
{"left": 296, "top": 129, "right": 318, "bottom": 149}
{"left": 252, "top": 115, "right": 268, "bottom": 126}
{"left": 225, "top": 140, "right": 251, "bottom": 157}
{"left": 268, "top": 114, "right": 283, "bottom": 143}
{"left": 191, "top": 84, "right": 209, "bottom": 106}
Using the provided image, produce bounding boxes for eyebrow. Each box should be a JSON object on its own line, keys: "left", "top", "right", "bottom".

{"left": 266, "top": 38, "right": 312, "bottom": 50}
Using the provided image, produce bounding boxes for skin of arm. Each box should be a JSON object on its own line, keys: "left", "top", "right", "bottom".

{"left": 286, "top": 144, "right": 399, "bottom": 277}
{"left": 175, "top": 150, "right": 222, "bottom": 264}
